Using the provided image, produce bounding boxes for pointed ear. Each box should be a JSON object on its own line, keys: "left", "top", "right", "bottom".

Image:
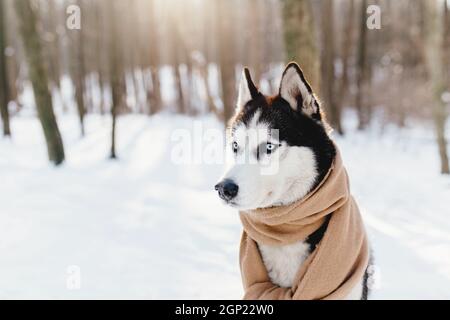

{"left": 279, "top": 62, "right": 320, "bottom": 118}
{"left": 236, "top": 67, "right": 259, "bottom": 110}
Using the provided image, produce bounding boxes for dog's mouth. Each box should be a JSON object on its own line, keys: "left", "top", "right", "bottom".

{"left": 223, "top": 199, "right": 264, "bottom": 211}
{"left": 221, "top": 192, "right": 276, "bottom": 210}
{"left": 220, "top": 196, "right": 246, "bottom": 209}
{"left": 224, "top": 199, "right": 238, "bottom": 207}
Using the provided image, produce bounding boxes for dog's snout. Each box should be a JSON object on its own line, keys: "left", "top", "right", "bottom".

{"left": 215, "top": 179, "right": 239, "bottom": 201}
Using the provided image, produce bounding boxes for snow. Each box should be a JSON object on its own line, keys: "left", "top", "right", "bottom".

{"left": 1, "top": 111, "right": 450, "bottom": 299}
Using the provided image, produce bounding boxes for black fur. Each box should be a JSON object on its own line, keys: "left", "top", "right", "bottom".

{"left": 306, "top": 216, "right": 372, "bottom": 300}
{"left": 243, "top": 67, "right": 260, "bottom": 99}
{"left": 362, "top": 264, "right": 370, "bottom": 300}
{"left": 232, "top": 89, "right": 336, "bottom": 189}
{"left": 232, "top": 63, "right": 371, "bottom": 300}
{"left": 232, "top": 63, "right": 335, "bottom": 207}
{"left": 305, "top": 215, "right": 331, "bottom": 251}
{"left": 362, "top": 254, "right": 374, "bottom": 300}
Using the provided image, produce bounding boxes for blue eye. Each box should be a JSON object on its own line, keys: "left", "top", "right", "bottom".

{"left": 232, "top": 142, "right": 239, "bottom": 153}
{"left": 266, "top": 143, "right": 275, "bottom": 152}
{"left": 265, "top": 142, "right": 281, "bottom": 155}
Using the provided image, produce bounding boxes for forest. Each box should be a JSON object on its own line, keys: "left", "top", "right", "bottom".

{"left": 0, "top": 0, "right": 449, "bottom": 172}
{"left": 0, "top": 0, "right": 450, "bottom": 299}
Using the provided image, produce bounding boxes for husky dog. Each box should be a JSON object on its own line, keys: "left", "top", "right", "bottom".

{"left": 215, "top": 62, "right": 370, "bottom": 300}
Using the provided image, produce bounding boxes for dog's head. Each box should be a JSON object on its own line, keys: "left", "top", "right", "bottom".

{"left": 215, "top": 62, "right": 336, "bottom": 210}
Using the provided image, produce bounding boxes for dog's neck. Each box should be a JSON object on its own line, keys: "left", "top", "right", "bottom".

{"left": 271, "top": 177, "right": 316, "bottom": 207}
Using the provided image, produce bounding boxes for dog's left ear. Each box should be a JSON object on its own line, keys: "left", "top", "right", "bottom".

{"left": 236, "top": 67, "right": 259, "bottom": 110}
{"left": 279, "top": 62, "right": 321, "bottom": 119}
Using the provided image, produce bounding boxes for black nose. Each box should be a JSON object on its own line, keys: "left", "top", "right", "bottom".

{"left": 215, "top": 179, "right": 239, "bottom": 201}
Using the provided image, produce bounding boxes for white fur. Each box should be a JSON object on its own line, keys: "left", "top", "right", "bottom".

{"left": 237, "top": 70, "right": 252, "bottom": 110}
{"left": 221, "top": 112, "right": 318, "bottom": 210}
{"left": 345, "top": 280, "right": 364, "bottom": 300}
{"left": 258, "top": 241, "right": 310, "bottom": 288}
{"left": 219, "top": 74, "right": 365, "bottom": 299}
{"left": 258, "top": 240, "right": 363, "bottom": 300}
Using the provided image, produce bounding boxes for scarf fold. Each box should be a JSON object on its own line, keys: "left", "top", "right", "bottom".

{"left": 239, "top": 148, "right": 369, "bottom": 300}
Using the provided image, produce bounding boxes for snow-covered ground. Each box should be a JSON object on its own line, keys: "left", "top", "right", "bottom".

{"left": 1, "top": 112, "right": 450, "bottom": 299}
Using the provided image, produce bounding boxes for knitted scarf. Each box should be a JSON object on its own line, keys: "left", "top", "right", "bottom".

{"left": 239, "top": 149, "right": 369, "bottom": 300}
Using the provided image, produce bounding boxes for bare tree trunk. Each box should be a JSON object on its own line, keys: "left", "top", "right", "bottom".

{"left": 248, "top": 0, "right": 263, "bottom": 85}
{"left": 110, "top": 97, "right": 117, "bottom": 159}
{"left": 108, "top": 0, "right": 124, "bottom": 159}
{"left": 0, "top": 0, "right": 11, "bottom": 136}
{"left": 15, "top": 0, "right": 65, "bottom": 165}
{"left": 93, "top": 2, "right": 105, "bottom": 115}
{"left": 6, "top": 44, "right": 21, "bottom": 111}
{"left": 185, "top": 53, "right": 195, "bottom": 115}
{"left": 217, "top": 0, "right": 236, "bottom": 123}
{"left": 126, "top": 0, "right": 140, "bottom": 113}
{"left": 443, "top": 0, "right": 449, "bottom": 85}
{"left": 45, "top": 0, "right": 68, "bottom": 113}
{"left": 283, "top": 0, "right": 320, "bottom": 89}
{"left": 355, "top": 0, "right": 369, "bottom": 130}
{"left": 194, "top": 56, "right": 220, "bottom": 116}
{"left": 336, "top": 0, "right": 355, "bottom": 133}
{"left": 424, "top": 0, "right": 449, "bottom": 174}
{"left": 321, "top": 0, "right": 343, "bottom": 134}
{"left": 146, "top": 0, "right": 162, "bottom": 115}
{"left": 74, "top": 41, "right": 86, "bottom": 135}
{"left": 46, "top": 0, "right": 61, "bottom": 89}
{"left": 148, "top": 66, "right": 162, "bottom": 114}
{"left": 70, "top": 0, "right": 86, "bottom": 136}
{"left": 173, "top": 64, "right": 185, "bottom": 114}
{"left": 168, "top": 14, "right": 186, "bottom": 115}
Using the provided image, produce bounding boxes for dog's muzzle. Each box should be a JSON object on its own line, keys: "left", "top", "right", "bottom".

{"left": 215, "top": 179, "right": 239, "bottom": 202}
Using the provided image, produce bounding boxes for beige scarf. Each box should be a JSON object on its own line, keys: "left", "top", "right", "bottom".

{"left": 239, "top": 149, "right": 369, "bottom": 300}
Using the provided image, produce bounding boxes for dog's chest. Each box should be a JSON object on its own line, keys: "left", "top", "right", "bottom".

{"left": 258, "top": 241, "right": 365, "bottom": 300}
{"left": 258, "top": 240, "right": 310, "bottom": 288}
